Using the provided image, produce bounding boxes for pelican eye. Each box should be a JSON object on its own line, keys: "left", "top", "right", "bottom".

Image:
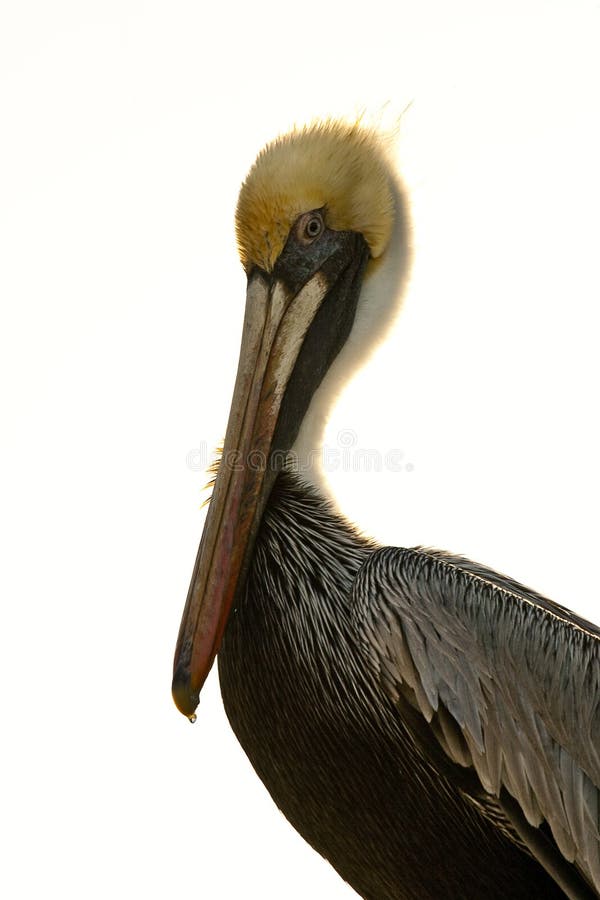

{"left": 296, "top": 211, "right": 324, "bottom": 245}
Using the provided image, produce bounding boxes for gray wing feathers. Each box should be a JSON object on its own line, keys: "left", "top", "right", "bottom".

{"left": 354, "top": 546, "right": 600, "bottom": 892}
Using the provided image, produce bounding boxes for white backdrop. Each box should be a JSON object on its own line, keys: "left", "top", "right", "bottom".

{"left": 2, "top": 2, "right": 599, "bottom": 897}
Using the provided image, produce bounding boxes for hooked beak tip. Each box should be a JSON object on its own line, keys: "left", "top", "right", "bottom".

{"left": 172, "top": 666, "right": 200, "bottom": 721}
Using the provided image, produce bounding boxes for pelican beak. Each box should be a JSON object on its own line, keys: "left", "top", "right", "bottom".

{"left": 172, "top": 226, "right": 369, "bottom": 719}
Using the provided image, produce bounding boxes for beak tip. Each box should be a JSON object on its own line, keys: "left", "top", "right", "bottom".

{"left": 172, "top": 666, "right": 200, "bottom": 720}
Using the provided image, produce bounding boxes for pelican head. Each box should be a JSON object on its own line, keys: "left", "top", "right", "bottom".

{"left": 235, "top": 121, "right": 394, "bottom": 272}
{"left": 173, "top": 121, "right": 399, "bottom": 718}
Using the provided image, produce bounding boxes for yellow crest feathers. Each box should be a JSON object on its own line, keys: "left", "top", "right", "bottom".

{"left": 235, "top": 120, "right": 395, "bottom": 272}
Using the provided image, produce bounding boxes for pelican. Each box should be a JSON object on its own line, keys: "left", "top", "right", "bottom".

{"left": 172, "top": 121, "right": 600, "bottom": 899}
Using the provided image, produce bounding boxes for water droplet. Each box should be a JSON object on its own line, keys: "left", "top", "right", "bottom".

{"left": 188, "top": 713, "right": 197, "bottom": 724}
